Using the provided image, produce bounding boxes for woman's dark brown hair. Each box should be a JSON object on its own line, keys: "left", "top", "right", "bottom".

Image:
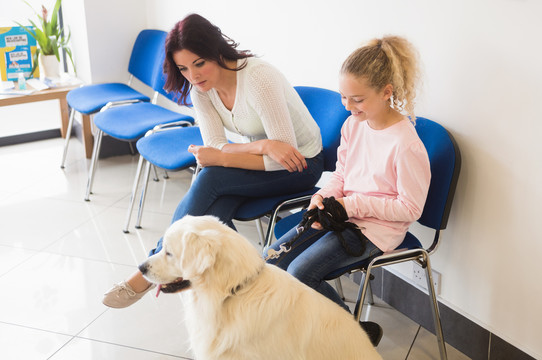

{"left": 163, "top": 13, "right": 253, "bottom": 105}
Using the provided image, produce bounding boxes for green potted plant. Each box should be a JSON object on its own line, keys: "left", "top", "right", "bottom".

{"left": 16, "top": 0, "right": 75, "bottom": 78}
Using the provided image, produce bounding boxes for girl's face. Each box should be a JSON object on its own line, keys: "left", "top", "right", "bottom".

{"left": 339, "top": 74, "right": 392, "bottom": 122}
{"left": 173, "top": 49, "right": 221, "bottom": 92}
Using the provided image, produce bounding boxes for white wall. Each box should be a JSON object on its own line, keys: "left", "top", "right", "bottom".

{"left": 64, "top": 0, "right": 147, "bottom": 84}
{"left": 64, "top": 0, "right": 542, "bottom": 357}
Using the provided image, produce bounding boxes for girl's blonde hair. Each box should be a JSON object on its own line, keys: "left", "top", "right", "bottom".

{"left": 341, "top": 36, "right": 420, "bottom": 120}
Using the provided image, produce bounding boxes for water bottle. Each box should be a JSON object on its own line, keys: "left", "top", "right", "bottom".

{"left": 18, "top": 72, "right": 27, "bottom": 90}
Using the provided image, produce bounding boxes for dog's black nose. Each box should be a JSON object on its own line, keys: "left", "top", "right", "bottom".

{"left": 138, "top": 263, "right": 148, "bottom": 274}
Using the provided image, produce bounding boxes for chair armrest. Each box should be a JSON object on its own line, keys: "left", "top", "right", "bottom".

{"left": 152, "top": 120, "right": 194, "bottom": 131}
{"left": 264, "top": 194, "right": 315, "bottom": 248}
{"left": 142, "top": 122, "right": 196, "bottom": 137}
{"left": 100, "top": 99, "right": 145, "bottom": 111}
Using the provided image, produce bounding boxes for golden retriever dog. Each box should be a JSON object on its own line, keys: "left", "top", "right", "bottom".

{"left": 139, "top": 215, "right": 382, "bottom": 360}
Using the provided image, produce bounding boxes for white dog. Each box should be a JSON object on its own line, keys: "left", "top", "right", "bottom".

{"left": 139, "top": 215, "right": 382, "bottom": 360}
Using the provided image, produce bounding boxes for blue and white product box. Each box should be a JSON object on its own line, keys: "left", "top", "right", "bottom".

{"left": 0, "top": 26, "right": 39, "bottom": 81}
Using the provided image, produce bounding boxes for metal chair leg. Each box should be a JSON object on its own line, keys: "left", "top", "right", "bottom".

{"left": 128, "top": 141, "right": 136, "bottom": 155}
{"left": 334, "top": 274, "right": 372, "bottom": 304}
{"left": 335, "top": 277, "right": 345, "bottom": 300}
{"left": 135, "top": 160, "right": 152, "bottom": 229}
{"left": 123, "top": 155, "right": 145, "bottom": 233}
{"left": 424, "top": 255, "right": 448, "bottom": 360}
{"left": 191, "top": 164, "right": 201, "bottom": 184}
{"left": 366, "top": 277, "right": 375, "bottom": 306}
{"left": 152, "top": 165, "right": 159, "bottom": 182}
{"left": 254, "top": 218, "right": 265, "bottom": 246}
{"left": 354, "top": 266, "right": 373, "bottom": 323}
{"left": 60, "top": 108, "right": 76, "bottom": 169}
{"left": 84, "top": 129, "right": 103, "bottom": 201}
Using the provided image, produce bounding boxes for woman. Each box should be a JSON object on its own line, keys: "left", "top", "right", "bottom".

{"left": 103, "top": 13, "right": 323, "bottom": 308}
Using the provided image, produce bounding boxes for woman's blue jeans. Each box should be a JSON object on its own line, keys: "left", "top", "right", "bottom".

{"left": 266, "top": 226, "right": 382, "bottom": 312}
{"left": 149, "top": 151, "right": 324, "bottom": 256}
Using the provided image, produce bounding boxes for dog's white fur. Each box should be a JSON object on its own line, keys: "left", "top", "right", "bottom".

{"left": 140, "top": 215, "right": 382, "bottom": 360}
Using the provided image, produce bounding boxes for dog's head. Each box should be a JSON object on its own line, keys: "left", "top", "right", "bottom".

{"left": 139, "top": 215, "right": 264, "bottom": 296}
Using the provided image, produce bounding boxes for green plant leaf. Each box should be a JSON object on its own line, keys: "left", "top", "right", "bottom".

{"left": 31, "top": 48, "right": 41, "bottom": 76}
{"left": 50, "top": 0, "right": 62, "bottom": 33}
{"left": 16, "top": 0, "right": 76, "bottom": 74}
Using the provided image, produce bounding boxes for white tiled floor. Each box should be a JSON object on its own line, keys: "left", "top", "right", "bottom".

{"left": 0, "top": 137, "right": 470, "bottom": 359}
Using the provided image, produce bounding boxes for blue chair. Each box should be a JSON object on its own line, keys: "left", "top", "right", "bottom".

{"left": 60, "top": 29, "right": 167, "bottom": 168}
{"left": 83, "top": 73, "right": 194, "bottom": 201}
{"left": 122, "top": 125, "right": 204, "bottom": 233}
{"left": 273, "top": 117, "right": 461, "bottom": 360}
{"left": 233, "top": 86, "right": 350, "bottom": 246}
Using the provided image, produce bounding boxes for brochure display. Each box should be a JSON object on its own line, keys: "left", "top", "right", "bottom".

{"left": 0, "top": 26, "right": 39, "bottom": 81}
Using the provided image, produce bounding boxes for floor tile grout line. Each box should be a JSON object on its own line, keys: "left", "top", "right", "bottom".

{"left": 405, "top": 324, "right": 422, "bottom": 360}
{"left": 50, "top": 307, "right": 184, "bottom": 359}
{"left": 0, "top": 319, "right": 80, "bottom": 360}
{"left": 0, "top": 249, "right": 43, "bottom": 280}
{"left": 70, "top": 337, "right": 192, "bottom": 359}
{"left": 46, "top": 335, "right": 78, "bottom": 360}
{"left": 0, "top": 237, "right": 142, "bottom": 270}
{"left": 0, "top": 319, "right": 75, "bottom": 338}
{"left": 71, "top": 308, "right": 191, "bottom": 360}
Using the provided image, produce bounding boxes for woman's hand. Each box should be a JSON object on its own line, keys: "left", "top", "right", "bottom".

{"left": 188, "top": 145, "right": 223, "bottom": 167}
{"left": 264, "top": 140, "right": 307, "bottom": 173}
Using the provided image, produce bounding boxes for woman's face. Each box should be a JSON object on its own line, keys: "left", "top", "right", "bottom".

{"left": 173, "top": 49, "right": 221, "bottom": 92}
{"left": 339, "top": 74, "right": 391, "bottom": 122}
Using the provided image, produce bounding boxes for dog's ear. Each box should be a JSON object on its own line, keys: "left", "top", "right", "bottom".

{"left": 179, "top": 230, "right": 218, "bottom": 278}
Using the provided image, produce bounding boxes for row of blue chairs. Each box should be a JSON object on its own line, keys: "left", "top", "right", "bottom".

{"left": 60, "top": 29, "right": 197, "bottom": 203}
{"left": 124, "top": 85, "right": 346, "bottom": 236}
{"left": 62, "top": 29, "right": 460, "bottom": 360}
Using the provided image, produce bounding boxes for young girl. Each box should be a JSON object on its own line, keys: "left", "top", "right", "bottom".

{"left": 267, "top": 36, "right": 431, "bottom": 339}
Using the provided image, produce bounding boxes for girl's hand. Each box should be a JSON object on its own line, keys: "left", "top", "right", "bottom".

{"left": 264, "top": 140, "right": 307, "bottom": 173}
{"left": 308, "top": 194, "right": 324, "bottom": 230}
{"left": 188, "top": 145, "right": 222, "bottom": 167}
{"left": 307, "top": 196, "right": 346, "bottom": 230}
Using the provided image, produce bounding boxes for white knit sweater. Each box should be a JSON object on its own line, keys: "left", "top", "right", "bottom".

{"left": 191, "top": 57, "right": 322, "bottom": 171}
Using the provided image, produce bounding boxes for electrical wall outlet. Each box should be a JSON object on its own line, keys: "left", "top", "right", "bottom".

{"left": 412, "top": 262, "right": 441, "bottom": 295}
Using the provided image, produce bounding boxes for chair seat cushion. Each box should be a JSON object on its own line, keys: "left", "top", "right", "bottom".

{"left": 323, "top": 232, "right": 424, "bottom": 280}
{"left": 136, "top": 126, "right": 203, "bottom": 170}
{"left": 66, "top": 83, "right": 150, "bottom": 114}
{"left": 273, "top": 210, "right": 306, "bottom": 239}
{"left": 94, "top": 102, "right": 194, "bottom": 141}
{"left": 234, "top": 188, "right": 318, "bottom": 221}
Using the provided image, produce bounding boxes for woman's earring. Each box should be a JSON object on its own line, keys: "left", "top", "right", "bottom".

{"left": 389, "top": 95, "right": 395, "bottom": 109}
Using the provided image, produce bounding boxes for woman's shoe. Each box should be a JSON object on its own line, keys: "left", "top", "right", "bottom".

{"left": 102, "top": 281, "right": 156, "bottom": 308}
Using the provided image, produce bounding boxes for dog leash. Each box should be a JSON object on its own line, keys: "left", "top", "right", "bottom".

{"left": 265, "top": 196, "right": 368, "bottom": 261}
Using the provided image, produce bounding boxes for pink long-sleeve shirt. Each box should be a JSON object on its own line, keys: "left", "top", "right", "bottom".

{"left": 316, "top": 117, "right": 431, "bottom": 252}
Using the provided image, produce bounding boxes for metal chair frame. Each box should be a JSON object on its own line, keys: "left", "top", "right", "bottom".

{"left": 123, "top": 121, "right": 199, "bottom": 233}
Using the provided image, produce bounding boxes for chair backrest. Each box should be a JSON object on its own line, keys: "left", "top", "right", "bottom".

{"left": 414, "top": 117, "right": 461, "bottom": 231}
{"left": 154, "top": 71, "right": 193, "bottom": 106}
{"left": 149, "top": 39, "right": 193, "bottom": 106}
{"left": 128, "top": 29, "right": 168, "bottom": 89}
{"left": 294, "top": 86, "right": 350, "bottom": 171}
